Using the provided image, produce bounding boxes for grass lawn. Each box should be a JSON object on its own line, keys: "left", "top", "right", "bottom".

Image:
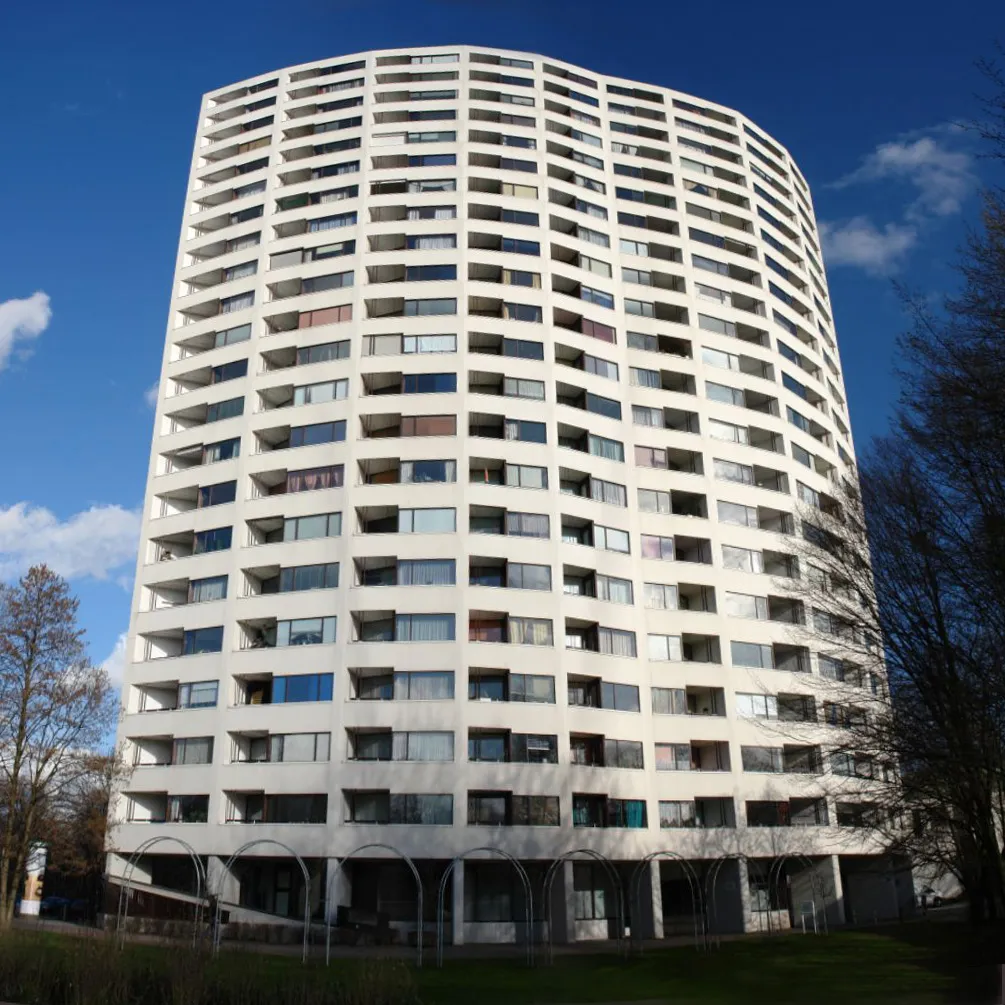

{"left": 2, "top": 920, "right": 1001, "bottom": 1004}
{"left": 416, "top": 922, "right": 1002, "bottom": 1004}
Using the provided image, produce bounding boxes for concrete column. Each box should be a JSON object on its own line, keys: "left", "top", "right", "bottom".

{"left": 451, "top": 859, "right": 465, "bottom": 946}
{"left": 824, "top": 855, "right": 846, "bottom": 927}
{"left": 325, "top": 858, "right": 352, "bottom": 923}
{"left": 735, "top": 857, "right": 756, "bottom": 933}
{"left": 649, "top": 859, "right": 665, "bottom": 940}
{"left": 206, "top": 855, "right": 239, "bottom": 905}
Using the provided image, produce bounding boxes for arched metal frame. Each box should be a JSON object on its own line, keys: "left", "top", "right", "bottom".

{"left": 543, "top": 848, "right": 625, "bottom": 963}
{"left": 323, "top": 842, "right": 424, "bottom": 968}
{"left": 704, "top": 852, "right": 748, "bottom": 938}
{"left": 435, "top": 847, "right": 534, "bottom": 968}
{"left": 629, "top": 851, "right": 705, "bottom": 953}
{"left": 114, "top": 836, "right": 206, "bottom": 948}
{"left": 212, "top": 839, "right": 313, "bottom": 963}
{"left": 767, "top": 853, "right": 830, "bottom": 935}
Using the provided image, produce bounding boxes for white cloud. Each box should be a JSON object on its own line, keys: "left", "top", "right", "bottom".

{"left": 819, "top": 217, "right": 918, "bottom": 275}
{"left": 0, "top": 292, "right": 51, "bottom": 372}
{"left": 820, "top": 127, "right": 977, "bottom": 275}
{"left": 0, "top": 503, "right": 141, "bottom": 583}
{"left": 144, "top": 381, "right": 159, "bottom": 408}
{"left": 100, "top": 632, "right": 128, "bottom": 689}
{"left": 830, "top": 134, "right": 974, "bottom": 221}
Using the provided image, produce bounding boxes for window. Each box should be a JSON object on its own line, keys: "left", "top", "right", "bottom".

{"left": 404, "top": 298, "right": 456, "bottom": 316}
{"left": 644, "top": 582, "right": 678, "bottom": 610}
{"left": 297, "top": 340, "right": 351, "bottom": 365}
{"left": 398, "top": 507, "right": 456, "bottom": 533}
{"left": 638, "top": 489, "right": 670, "bottom": 514}
{"left": 660, "top": 800, "right": 696, "bottom": 828}
{"left": 289, "top": 420, "right": 346, "bottom": 447}
{"left": 722, "top": 545, "right": 763, "bottom": 573}
{"left": 401, "top": 459, "right": 456, "bottom": 483}
{"left": 189, "top": 575, "right": 228, "bottom": 603}
{"left": 202, "top": 438, "right": 240, "bottom": 464}
{"left": 205, "top": 398, "right": 244, "bottom": 423}
{"left": 182, "top": 626, "right": 223, "bottom": 655}
{"left": 648, "top": 634, "right": 682, "bottom": 662}
{"left": 292, "top": 380, "right": 349, "bottom": 407}
{"left": 193, "top": 526, "right": 232, "bottom": 554}
{"left": 278, "top": 563, "right": 339, "bottom": 592}
{"left": 655, "top": 743, "right": 693, "bottom": 772}
{"left": 731, "top": 641, "right": 774, "bottom": 669}
{"left": 505, "top": 511, "right": 550, "bottom": 537}
{"left": 735, "top": 693, "right": 778, "bottom": 719}
{"left": 651, "top": 687, "right": 687, "bottom": 715}
{"left": 167, "top": 795, "right": 209, "bottom": 824}
{"left": 718, "top": 501, "right": 758, "bottom": 528}
{"left": 406, "top": 234, "right": 457, "bottom": 250}
{"left": 506, "top": 563, "right": 552, "bottom": 591}
{"left": 273, "top": 673, "right": 334, "bottom": 703}
{"left": 268, "top": 733, "right": 331, "bottom": 763}
{"left": 276, "top": 617, "right": 336, "bottom": 647}
{"left": 286, "top": 465, "right": 344, "bottom": 493}
{"left": 598, "top": 627, "right": 637, "bottom": 657}
{"left": 394, "top": 613, "right": 455, "bottom": 641}
{"left": 503, "top": 377, "right": 545, "bottom": 400}
{"left": 178, "top": 681, "right": 218, "bottom": 709}
{"left": 725, "top": 592, "right": 767, "bottom": 619}
{"left": 172, "top": 737, "right": 213, "bottom": 765}
{"left": 596, "top": 574, "right": 633, "bottom": 604}
{"left": 641, "top": 534, "right": 674, "bottom": 560}
{"left": 404, "top": 263, "right": 457, "bottom": 281}
{"left": 594, "top": 524, "right": 630, "bottom": 553}
{"left": 714, "top": 459, "right": 753, "bottom": 484}
{"left": 588, "top": 434, "right": 624, "bottom": 462}
{"left": 504, "top": 418, "right": 547, "bottom": 443}
{"left": 741, "top": 746, "right": 783, "bottom": 773}
{"left": 509, "top": 617, "right": 554, "bottom": 646}
{"left": 283, "top": 512, "right": 341, "bottom": 541}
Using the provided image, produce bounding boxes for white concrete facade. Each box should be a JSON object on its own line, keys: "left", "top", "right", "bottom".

{"left": 109, "top": 45, "right": 894, "bottom": 941}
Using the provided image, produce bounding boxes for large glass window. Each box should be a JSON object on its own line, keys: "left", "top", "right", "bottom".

{"left": 283, "top": 512, "right": 341, "bottom": 541}
{"left": 273, "top": 673, "right": 334, "bottom": 703}
{"left": 188, "top": 575, "right": 228, "bottom": 604}
{"left": 178, "top": 680, "right": 218, "bottom": 709}
{"left": 182, "top": 626, "right": 223, "bottom": 655}
{"left": 276, "top": 617, "right": 336, "bottom": 647}
{"left": 193, "top": 526, "right": 232, "bottom": 554}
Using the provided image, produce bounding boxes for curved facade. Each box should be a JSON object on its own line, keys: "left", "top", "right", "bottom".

{"left": 110, "top": 46, "right": 901, "bottom": 942}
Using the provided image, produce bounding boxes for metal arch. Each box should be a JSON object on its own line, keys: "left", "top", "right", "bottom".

{"left": 114, "top": 835, "right": 206, "bottom": 948}
{"left": 323, "top": 842, "right": 425, "bottom": 968}
{"left": 543, "top": 848, "right": 626, "bottom": 963}
{"left": 435, "top": 846, "right": 535, "bottom": 968}
{"left": 213, "top": 839, "right": 313, "bottom": 962}
{"left": 704, "top": 852, "right": 749, "bottom": 938}
{"left": 767, "top": 852, "right": 830, "bottom": 935}
{"left": 629, "top": 851, "right": 705, "bottom": 953}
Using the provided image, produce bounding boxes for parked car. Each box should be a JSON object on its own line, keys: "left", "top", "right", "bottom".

{"left": 915, "top": 886, "right": 943, "bottom": 909}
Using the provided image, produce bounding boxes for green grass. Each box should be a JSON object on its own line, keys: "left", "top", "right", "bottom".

{"left": 2, "top": 921, "right": 1001, "bottom": 1005}
{"left": 417, "top": 923, "right": 1001, "bottom": 1004}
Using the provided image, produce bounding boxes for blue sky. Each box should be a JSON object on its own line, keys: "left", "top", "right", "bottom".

{"left": 0, "top": 0, "right": 998, "bottom": 692}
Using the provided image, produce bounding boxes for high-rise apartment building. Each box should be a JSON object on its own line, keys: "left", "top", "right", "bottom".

{"left": 109, "top": 46, "right": 909, "bottom": 944}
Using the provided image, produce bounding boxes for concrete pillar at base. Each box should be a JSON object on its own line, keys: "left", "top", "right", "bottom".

{"left": 825, "top": 855, "right": 846, "bottom": 927}
{"left": 649, "top": 860, "right": 665, "bottom": 939}
{"left": 451, "top": 859, "right": 465, "bottom": 946}
{"left": 325, "top": 858, "right": 352, "bottom": 923}
{"left": 735, "top": 857, "right": 757, "bottom": 934}
{"left": 206, "top": 855, "right": 239, "bottom": 905}
{"left": 548, "top": 859, "right": 577, "bottom": 944}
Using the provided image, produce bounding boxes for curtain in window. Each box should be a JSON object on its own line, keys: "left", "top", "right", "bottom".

{"left": 588, "top": 435, "right": 623, "bottom": 462}
{"left": 591, "top": 479, "right": 627, "bottom": 507}
{"left": 286, "top": 465, "right": 343, "bottom": 493}
{"left": 396, "top": 613, "right": 454, "bottom": 642}
{"left": 398, "top": 559, "right": 455, "bottom": 586}
{"left": 509, "top": 617, "right": 553, "bottom": 646}
{"left": 599, "top": 627, "right": 637, "bottom": 658}
{"left": 174, "top": 737, "right": 212, "bottom": 765}
{"left": 398, "top": 671, "right": 453, "bottom": 700}
{"left": 394, "top": 731, "right": 453, "bottom": 761}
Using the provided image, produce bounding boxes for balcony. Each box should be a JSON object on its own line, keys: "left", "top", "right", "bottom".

{"left": 552, "top": 308, "right": 617, "bottom": 344}
{"left": 626, "top": 329, "right": 693, "bottom": 360}
{"left": 467, "top": 729, "right": 558, "bottom": 764}
{"left": 570, "top": 734, "right": 643, "bottom": 769}
{"left": 469, "top": 506, "right": 549, "bottom": 539}
{"left": 354, "top": 556, "right": 456, "bottom": 588}
{"left": 651, "top": 685, "right": 726, "bottom": 716}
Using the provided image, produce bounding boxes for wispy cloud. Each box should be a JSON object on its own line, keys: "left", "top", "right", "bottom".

{"left": 100, "top": 632, "right": 129, "bottom": 689}
{"left": 820, "top": 127, "right": 976, "bottom": 275}
{"left": 0, "top": 292, "right": 51, "bottom": 372}
{"left": 0, "top": 502, "right": 140, "bottom": 583}
{"left": 818, "top": 217, "right": 918, "bottom": 275}
{"left": 144, "top": 381, "right": 159, "bottom": 408}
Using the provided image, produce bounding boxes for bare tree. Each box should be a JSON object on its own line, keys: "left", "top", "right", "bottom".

{"left": 0, "top": 565, "right": 116, "bottom": 927}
